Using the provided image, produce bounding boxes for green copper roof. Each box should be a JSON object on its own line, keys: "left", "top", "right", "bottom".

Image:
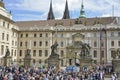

{"left": 79, "top": 0, "right": 86, "bottom": 18}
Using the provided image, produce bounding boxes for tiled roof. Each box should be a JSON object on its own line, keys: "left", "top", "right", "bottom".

{"left": 15, "top": 17, "right": 117, "bottom": 29}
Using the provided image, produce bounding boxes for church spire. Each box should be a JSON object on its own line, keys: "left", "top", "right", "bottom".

{"left": 0, "top": 0, "right": 5, "bottom": 9}
{"left": 79, "top": 0, "right": 86, "bottom": 18}
{"left": 47, "top": 0, "right": 55, "bottom": 20}
{"left": 62, "top": 0, "right": 70, "bottom": 19}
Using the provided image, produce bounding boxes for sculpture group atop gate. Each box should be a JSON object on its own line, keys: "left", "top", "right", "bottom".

{"left": 48, "top": 41, "right": 59, "bottom": 67}
{"left": 80, "top": 42, "right": 91, "bottom": 58}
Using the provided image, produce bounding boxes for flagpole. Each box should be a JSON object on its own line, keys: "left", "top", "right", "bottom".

{"left": 102, "top": 26, "right": 107, "bottom": 64}
{"left": 100, "top": 28, "right": 102, "bottom": 65}
{"left": 99, "top": 17, "right": 102, "bottom": 65}
{"left": 112, "top": 5, "right": 114, "bottom": 18}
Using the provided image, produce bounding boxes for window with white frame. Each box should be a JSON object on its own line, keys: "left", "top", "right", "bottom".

{"left": 111, "top": 41, "right": 114, "bottom": 47}
{"left": 39, "top": 50, "right": 42, "bottom": 56}
{"left": 33, "top": 50, "right": 36, "bottom": 56}
{"left": 111, "top": 32, "right": 114, "bottom": 37}
{"left": 45, "top": 50, "right": 48, "bottom": 57}
{"left": 93, "top": 50, "right": 97, "bottom": 58}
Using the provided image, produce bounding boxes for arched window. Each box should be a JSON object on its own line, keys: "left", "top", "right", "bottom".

{"left": 26, "top": 34, "right": 28, "bottom": 37}
{"left": 61, "top": 50, "right": 64, "bottom": 57}
{"left": 20, "top": 42, "right": 22, "bottom": 46}
{"left": 45, "top": 50, "right": 48, "bottom": 57}
{"left": 33, "top": 50, "right": 36, "bottom": 56}
{"left": 111, "top": 41, "right": 114, "bottom": 47}
{"left": 34, "top": 41, "right": 36, "bottom": 46}
{"left": 93, "top": 50, "right": 97, "bottom": 58}
{"left": 20, "top": 34, "right": 23, "bottom": 38}
{"left": 39, "top": 59, "right": 41, "bottom": 63}
{"left": 14, "top": 50, "right": 16, "bottom": 56}
{"left": 61, "top": 42, "right": 64, "bottom": 47}
{"left": 19, "top": 50, "right": 22, "bottom": 56}
{"left": 33, "top": 59, "right": 36, "bottom": 63}
{"left": 34, "top": 34, "right": 36, "bottom": 37}
{"left": 118, "top": 41, "right": 120, "bottom": 47}
{"left": 7, "top": 34, "right": 9, "bottom": 41}
{"left": 2, "top": 33, "right": 4, "bottom": 40}
{"left": 39, "top": 41, "right": 42, "bottom": 46}
{"left": 39, "top": 50, "right": 42, "bottom": 56}
{"left": 40, "top": 34, "right": 42, "bottom": 37}
{"left": 45, "top": 41, "right": 48, "bottom": 46}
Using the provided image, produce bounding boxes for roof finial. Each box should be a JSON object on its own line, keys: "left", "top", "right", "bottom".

{"left": 9, "top": 10, "right": 12, "bottom": 14}
{"left": 47, "top": 0, "right": 55, "bottom": 20}
{"left": 62, "top": 0, "right": 70, "bottom": 19}
{"left": 79, "top": 0, "right": 86, "bottom": 18}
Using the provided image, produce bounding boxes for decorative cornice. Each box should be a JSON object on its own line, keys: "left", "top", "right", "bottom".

{"left": 0, "top": 14, "right": 14, "bottom": 23}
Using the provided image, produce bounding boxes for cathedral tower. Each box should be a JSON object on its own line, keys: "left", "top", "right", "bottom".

{"left": 62, "top": 0, "right": 70, "bottom": 19}
{"left": 47, "top": 0, "right": 55, "bottom": 20}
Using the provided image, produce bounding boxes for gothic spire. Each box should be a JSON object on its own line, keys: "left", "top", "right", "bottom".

{"left": 47, "top": 0, "right": 55, "bottom": 20}
{"left": 79, "top": 0, "right": 86, "bottom": 18}
{"left": 63, "top": 0, "right": 70, "bottom": 19}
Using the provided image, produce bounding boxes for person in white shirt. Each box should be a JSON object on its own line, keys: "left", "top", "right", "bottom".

{"left": 111, "top": 72, "right": 117, "bottom": 80}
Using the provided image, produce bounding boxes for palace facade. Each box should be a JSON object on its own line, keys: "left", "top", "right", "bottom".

{"left": 0, "top": 0, "right": 120, "bottom": 67}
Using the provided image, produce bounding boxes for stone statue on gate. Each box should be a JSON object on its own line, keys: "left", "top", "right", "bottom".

{"left": 51, "top": 41, "right": 58, "bottom": 56}
{"left": 25, "top": 49, "right": 31, "bottom": 57}
{"left": 48, "top": 41, "right": 59, "bottom": 68}
{"left": 5, "top": 47, "right": 10, "bottom": 57}
{"left": 80, "top": 42, "right": 91, "bottom": 58}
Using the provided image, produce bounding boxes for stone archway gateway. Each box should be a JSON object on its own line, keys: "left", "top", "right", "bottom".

{"left": 66, "top": 33, "right": 92, "bottom": 70}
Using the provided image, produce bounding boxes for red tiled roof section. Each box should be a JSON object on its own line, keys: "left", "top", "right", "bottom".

{"left": 15, "top": 17, "right": 116, "bottom": 28}
{"left": 75, "top": 17, "right": 116, "bottom": 26}
{"left": 15, "top": 19, "right": 75, "bottom": 28}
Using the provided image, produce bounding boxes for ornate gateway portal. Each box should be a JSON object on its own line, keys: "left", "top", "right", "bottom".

{"left": 66, "top": 33, "right": 92, "bottom": 70}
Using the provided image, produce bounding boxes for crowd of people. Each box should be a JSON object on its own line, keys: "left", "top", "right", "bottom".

{"left": 0, "top": 64, "right": 118, "bottom": 80}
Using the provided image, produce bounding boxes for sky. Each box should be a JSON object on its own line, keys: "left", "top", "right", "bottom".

{"left": 3, "top": 0, "right": 120, "bottom": 21}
